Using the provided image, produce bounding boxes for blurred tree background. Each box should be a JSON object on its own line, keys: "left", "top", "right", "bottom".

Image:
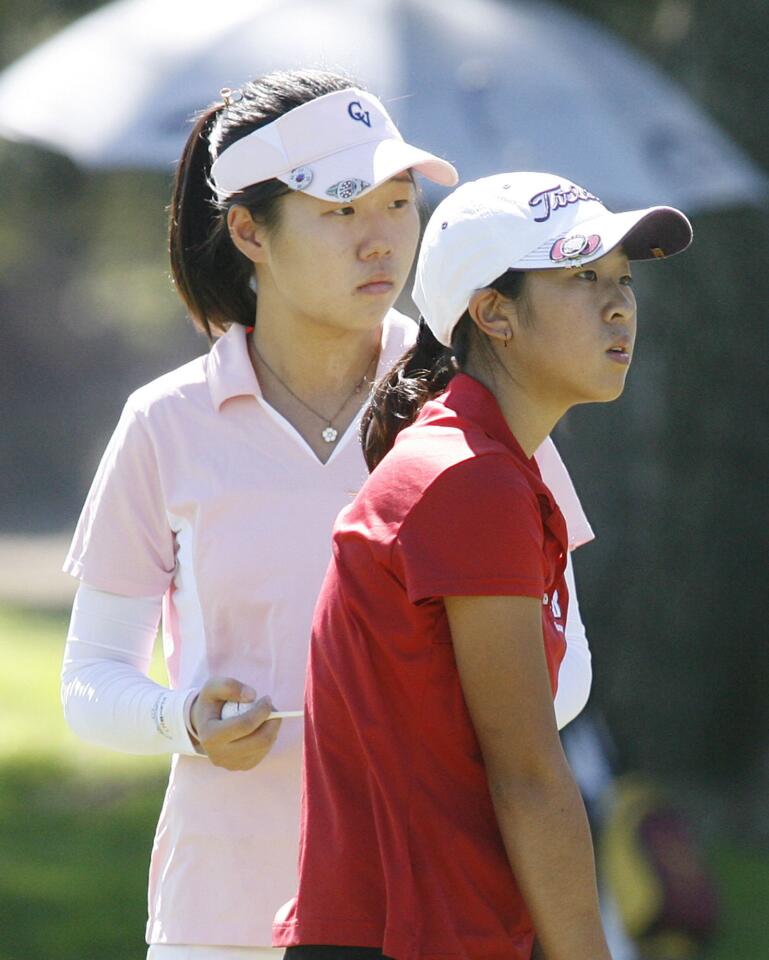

{"left": 1, "top": 0, "right": 767, "bottom": 956}
{"left": 550, "top": 0, "right": 769, "bottom": 806}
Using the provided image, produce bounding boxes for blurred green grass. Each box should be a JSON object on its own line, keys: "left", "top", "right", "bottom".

{"left": 0, "top": 758, "right": 166, "bottom": 959}
{"left": 0, "top": 604, "right": 167, "bottom": 768}
{"left": 1, "top": 603, "right": 766, "bottom": 960}
{"left": 1, "top": 603, "right": 167, "bottom": 960}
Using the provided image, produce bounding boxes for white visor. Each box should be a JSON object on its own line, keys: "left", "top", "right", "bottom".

{"left": 210, "top": 87, "right": 458, "bottom": 203}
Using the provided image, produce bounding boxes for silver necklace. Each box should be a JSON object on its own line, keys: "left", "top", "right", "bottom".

{"left": 250, "top": 339, "right": 379, "bottom": 444}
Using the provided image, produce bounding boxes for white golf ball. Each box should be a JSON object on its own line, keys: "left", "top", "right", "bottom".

{"left": 220, "top": 700, "right": 253, "bottom": 720}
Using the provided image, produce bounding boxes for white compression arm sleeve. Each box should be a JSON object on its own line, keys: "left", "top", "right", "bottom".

{"left": 61, "top": 584, "right": 200, "bottom": 756}
{"left": 553, "top": 553, "right": 592, "bottom": 730}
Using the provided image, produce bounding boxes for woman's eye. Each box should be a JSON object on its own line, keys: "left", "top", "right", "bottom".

{"left": 331, "top": 205, "right": 356, "bottom": 217}
{"left": 620, "top": 275, "right": 634, "bottom": 286}
{"left": 389, "top": 198, "right": 412, "bottom": 209}
{"left": 576, "top": 269, "right": 597, "bottom": 281}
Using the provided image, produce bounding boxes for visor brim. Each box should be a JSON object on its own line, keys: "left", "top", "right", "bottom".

{"left": 277, "top": 137, "right": 458, "bottom": 202}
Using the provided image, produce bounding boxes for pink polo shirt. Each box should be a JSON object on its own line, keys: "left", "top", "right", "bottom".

{"left": 64, "top": 311, "right": 593, "bottom": 948}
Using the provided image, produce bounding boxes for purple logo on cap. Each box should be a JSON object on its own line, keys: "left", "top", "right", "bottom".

{"left": 550, "top": 233, "right": 602, "bottom": 262}
{"left": 287, "top": 166, "right": 313, "bottom": 191}
{"left": 529, "top": 183, "right": 601, "bottom": 223}
{"left": 348, "top": 101, "right": 372, "bottom": 128}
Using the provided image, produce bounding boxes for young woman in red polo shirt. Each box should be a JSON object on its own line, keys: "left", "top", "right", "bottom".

{"left": 274, "top": 172, "right": 692, "bottom": 960}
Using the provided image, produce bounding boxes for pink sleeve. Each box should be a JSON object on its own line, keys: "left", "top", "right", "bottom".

{"left": 63, "top": 402, "right": 176, "bottom": 597}
{"left": 397, "top": 455, "right": 546, "bottom": 604}
{"left": 534, "top": 437, "right": 594, "bottom": 550}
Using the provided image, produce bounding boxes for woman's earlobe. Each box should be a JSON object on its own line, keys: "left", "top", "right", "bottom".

{"left": 468, "top": 289, "right": 516, "bottom": 345}
{"left": 227, "top": 205, "right": 267, "bottom": 263}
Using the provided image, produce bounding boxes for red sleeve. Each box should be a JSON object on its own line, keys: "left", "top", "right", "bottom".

{"left": 396, "top": 454, "right": 546, "bottom": 604}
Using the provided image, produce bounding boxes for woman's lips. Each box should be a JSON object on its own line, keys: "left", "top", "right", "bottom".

{"left": 606, "top": 346, "right": 631, "bottom": 365}
{"left": 357, "top": 276, "right": 394, "bottom": 295}
{"left": 357, "top": 281, "right": 394, "bottom": 295}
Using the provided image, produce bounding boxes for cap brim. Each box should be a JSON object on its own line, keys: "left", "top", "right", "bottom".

{"left": 515, "top": 205, "right": 693, "bottom": 269}
{"left": 277, "top": 137, "right": 458, "bottom": 202}
{"left": 611, "top": 207, "right": 693, "bottom": 261}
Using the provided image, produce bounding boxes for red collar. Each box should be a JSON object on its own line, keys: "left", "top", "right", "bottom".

{"left": 415, "top": 373, "right": 567, "bottom": 547}
{"left": 418, "top": 373, "right": 536, "bottom": 469}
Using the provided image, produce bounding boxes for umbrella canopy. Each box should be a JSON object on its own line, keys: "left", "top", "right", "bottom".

{"left": 0, "top": 0, "right": 764, "bottom": 211}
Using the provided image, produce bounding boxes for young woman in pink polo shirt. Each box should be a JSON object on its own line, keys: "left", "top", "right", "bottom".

{"left": 63, "top": 72, "right": 598, "bottom": 960}
{"left": 275, "top": 174, "right": 692, "bottom": 960}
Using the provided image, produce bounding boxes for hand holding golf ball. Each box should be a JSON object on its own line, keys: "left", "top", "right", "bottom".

{"left": 188, "top": 678, "right": 298, "bottom": 771}
{"left": 220, "top": 700, "right": 303, "bottom": 721}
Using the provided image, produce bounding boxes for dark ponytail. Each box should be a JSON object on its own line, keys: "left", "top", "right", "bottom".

{"left": 361, "top": 319, "right": 465, "bottom": 472}
{"left": 168, "top": 70, "right": 357, "bottom": 340}
{"left": 361, "top": 268, "right": 527, "bottom": 471}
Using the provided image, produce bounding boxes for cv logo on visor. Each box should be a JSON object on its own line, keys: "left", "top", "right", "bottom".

{"left": 347, "top": 101, "right": 372, "bottom": 127}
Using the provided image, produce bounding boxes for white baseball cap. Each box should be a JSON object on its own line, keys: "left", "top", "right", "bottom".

{"left": 210, "top": 87, "right": 458, "bottom": 203}
{"left": 413, "top": 171, "right": 693, "bottom": 346}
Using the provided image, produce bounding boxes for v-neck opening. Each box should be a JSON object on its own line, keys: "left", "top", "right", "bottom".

{"left": 254, "top": 394, "right": 362, "bottom": 467}
{"left": 250, "top": 313, "right": 409, "bottom": 468}
{"left": 214, "top": 309, "right": 417, "bottom": 467}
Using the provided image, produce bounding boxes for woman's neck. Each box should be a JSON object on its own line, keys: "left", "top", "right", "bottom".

{"left": 246, "top": 296, "right": 385, "bottom": 464}
{"left": 462, "top": 357, "right": 565, "bottom": 458}
{"left": 250, "top": 300, "right": 383, "bottom": 402}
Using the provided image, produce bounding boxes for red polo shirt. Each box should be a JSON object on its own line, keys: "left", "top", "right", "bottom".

{"left": 274, "top": 374, "right": 569, "bottom": 960}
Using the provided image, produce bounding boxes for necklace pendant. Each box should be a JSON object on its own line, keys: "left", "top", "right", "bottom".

{"left": 321, "top": 426, "right": 338, "bottom": 443}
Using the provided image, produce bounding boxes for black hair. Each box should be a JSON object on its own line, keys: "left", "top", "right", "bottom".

{"left": 361, "top": 269, "right": 526, "bottom": 471}
{"left": 169, "top": 69, "right": 357, "bottom": 339}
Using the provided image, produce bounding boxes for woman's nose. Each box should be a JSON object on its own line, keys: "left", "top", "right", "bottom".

{"left": 604, "top": 283, "right": 636, "bottom": 324}
{"left": 359, "top": 234, "right": 393, "bottom": 260}
{"left": 358, "top": 216, "right": 394, "bottom": 261}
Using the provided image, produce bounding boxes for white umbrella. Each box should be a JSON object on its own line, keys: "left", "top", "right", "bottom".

{"left": 0, "top": 0, "right": 764, "bottom": 211}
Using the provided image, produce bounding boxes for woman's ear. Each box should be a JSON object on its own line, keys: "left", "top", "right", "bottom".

{"left": 227, "top": 205, "right": 269, "bottom": 264}
{"left": 467, "top": 288, "right": 517, "bottom": 345}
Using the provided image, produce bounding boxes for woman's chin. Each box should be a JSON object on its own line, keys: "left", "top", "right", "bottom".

{"left": 571, "top": 375, "right": 630, "bottom": 406}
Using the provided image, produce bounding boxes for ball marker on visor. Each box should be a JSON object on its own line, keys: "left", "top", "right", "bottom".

{"left": 287, "top": 166, "right": 313, "bottom": 191}
{"left": 210, "top": 87, "right": 458, "bottom": 202}
{"left": 550, "top": 233, "right": 602, "bottom": 262}
{"left": 326, "top": 178, "right": 372, "bottom": 201}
